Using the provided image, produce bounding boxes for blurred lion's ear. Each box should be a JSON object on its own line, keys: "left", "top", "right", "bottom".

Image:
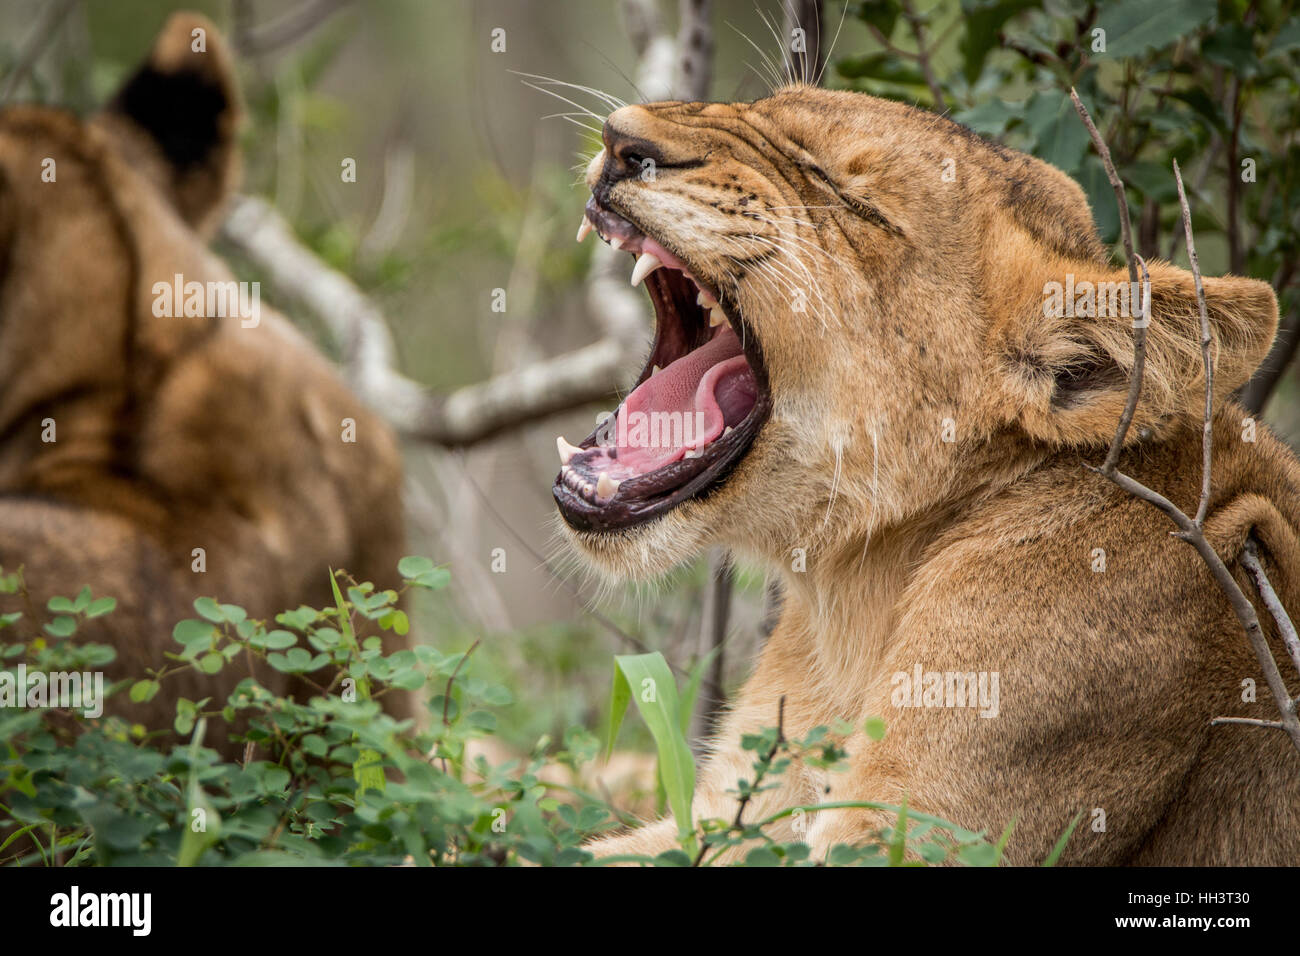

{"left": 992, "top": 249, "right": 1278, "bottom": 448}
{"left": 95, "top": 12, "right": 242, "bottom": 235}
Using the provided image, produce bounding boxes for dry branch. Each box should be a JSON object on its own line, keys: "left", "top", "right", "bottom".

{"left": 220, "top": 195, "right": 637, "bottom": 446}
{"left": 1071, "top": 96, "right": 1300, "bottom": 756}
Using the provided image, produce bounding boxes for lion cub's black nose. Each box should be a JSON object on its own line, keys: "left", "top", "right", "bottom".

{"left": 602, "top": 112, "right": 664, "bottom": 183}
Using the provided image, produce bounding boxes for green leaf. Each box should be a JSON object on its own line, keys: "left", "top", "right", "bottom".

{"left": 852, "top": 0, "right": 901, "bottom": 39}
{"left": 610, "top": 652, "right": 696, "bottom": 847}
{"left": 44, "top": 616, "right": 76, "bottom": 638}
{"left": 72, "top": 586, "right": 93, "bottom": 613}
{"left": 251, "top": 629, "right": 298, "bottom": 650}
{"left": 1099, "top": 0, "right": 1215, "bottom": 58}
{"left": 1026, "top": 89, "right": 1091, "bottom": 173}
{"left": 678, "top": 646, "right": 721, "bottom": 737}
{"left": 129, "top": 680, "right": 160, "bottom": 703}
{"left": 397, "top": 555, "right": 434, "bottom": 578}
{"left": 1042, "top": 810, "right": 1084, "bottom": 866}
{"left": 193, "top": 597, "right": 225, "bottom": 623}
{"left": 863, "top": 716, "right": 887, "bottom": 741}
{"left": 173, "top": 619, "right": 215, "bottom": 646}
{"left": 46, "top": 595, "right": 75, "bottom": 613}
{"left": 354, "top": 747, "right": 386, "bottom": 795}
{"left": 85, "top": 597, "right": 117, "bottom": 618}
{"left": 959, "top": 0, "right": 1037, "bottom": 83}
{"left": 604, "top": 661, "right": 632, "bottom": 761}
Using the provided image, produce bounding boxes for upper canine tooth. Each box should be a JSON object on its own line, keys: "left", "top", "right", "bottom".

{"left": 630, "top": 252, "right": 663, "bottom": 286}
{"left": 577, "top": 217, "right": 593, "bottom": 242}
{"left": 556, "top": 436, "right": 581, "bottom": 465}
{"left": 595, "top": 472, "right": 620, "bottom": 500}
{"left": 697, "top": 289, "right": 718, "bottom": 308}
{"left": 709, "top": 306, "right": 729, "bottom": 328}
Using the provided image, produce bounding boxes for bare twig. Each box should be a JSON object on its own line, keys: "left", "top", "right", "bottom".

{"left": 234, "top": 0, "right": 355, "bottom": 55}
{"left": 1070, "top": 90, "right": 1138, "bottom": 287}
{"left": 1241, "top": 538, "right": 1300, "bottom": 680}
{"left": 1174, "top": 159, "right": 1214, "bottom": 528}
{"left": 1071, "top": 89, "right": 1144, "bottom": 473}
{"left": 693, "top": 695, "right": 786, "bottom": 865}
{"left": 900, "top": 0, "right": 945, "bottom": 113}
{"left": 220, "top": 195, "right": 640, "bottom": 445}
{"left": 1074, "top": 105, "right": 1300, "bottom": 756}
{"left": 438, "top": 639, "right": 481, "bottom": 773}
{"left": 0, "top": 0, "right": 78, "bottom": 103}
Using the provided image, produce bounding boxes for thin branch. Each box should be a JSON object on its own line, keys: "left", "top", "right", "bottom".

{"left": 1071, "top": 88, "right": 1143, "bottom": 472}
{"left": 234, "top": 0, "right": 355, "bottom": 56}
{"left": 900, "top": 0, "right": 945, "bottom": 113}
{"left": 0, "top": 0, "right": 78, "bottom": 104}
{"left": 1174, "top": 159, "right": 1214, "bottom": 528}
{"left": 693, "top": 695, "right": 785, "bottom": 865}
{"left": 1241, "top": 538, "right": 1300, "bottom": 680}
{"left": 220, "top": 195, "right": 640, "bottom": 446}
{"left": 1070, "top": 90, "right": 1138, "bottom": 287}
{"left": 1074, "top": 111, "right": 1300, "bottom": 757}
{"left": 1210, "top": 716, "right": 1286, "bottom": 730}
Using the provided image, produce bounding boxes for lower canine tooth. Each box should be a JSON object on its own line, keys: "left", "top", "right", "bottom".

{"left": 697, "top": 289, "right": 717, "bottom": 308}
{"left": 630, "top": 252, "right": 663, "bottom": 286}
{"left": 723, "top": 426, "right": 733, "bottom": 436}
{"left": 576, "top": 218, "right": 593, "bottom": 242}
{"left": 709, "top": 306, "right": 728, "bottom": 328}
{"left": 684, "top": 448, "right": 702, "bottom": 459}
{"left": 652, "top": 364, "right": 662, "bottom": 376}
{"left": 596, "top": 473, "right": 620, "bottom": 499}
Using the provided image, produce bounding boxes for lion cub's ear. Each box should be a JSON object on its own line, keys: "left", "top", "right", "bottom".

{"left": 994, "top": 258, "right": 1278, "bottom": 447}
{"left": 96, "top": 12, "right": 242, "bottom": 236}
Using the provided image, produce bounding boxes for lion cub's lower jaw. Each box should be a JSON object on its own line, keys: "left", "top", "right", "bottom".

{"left": 559, "top": 507, "right": 713, "bottom": 582}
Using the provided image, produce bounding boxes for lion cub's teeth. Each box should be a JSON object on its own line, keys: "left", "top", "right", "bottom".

{"left": 556, "top": 436, "right": 581, "bottom": 465}
{"left": 608, "top": 236, "right": 624, "bottom": 251}
{"left": 696, "top": 289, "right": 718, "bottom": 308}
{"left": 576, "top": 217, "right": 593, "bottom": 242}
{"left": 630, "top": 252, "right": 662, "bottom": 286}
{"left": 595, "top": 472, "right": 620, "bottom": 500}
{"left": 652, "top": 364, "right": 662, "bottom": 376}
{"left": 709, "top": 306, "right": 729, "bottom": 328}
{"left": 723, "top": 426, "right": 733, "bottom": 436}
{"left": 684, "top": 447, "right": 703, "bottom": 459}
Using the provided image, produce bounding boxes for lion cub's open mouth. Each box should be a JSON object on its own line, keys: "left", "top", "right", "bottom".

{"left": 552, "top": 198, "right": 771, "bottom": 532}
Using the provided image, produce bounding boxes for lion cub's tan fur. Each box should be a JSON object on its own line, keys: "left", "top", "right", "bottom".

{"left": 567, "top": 88, "right": 1300, "bottom": 864}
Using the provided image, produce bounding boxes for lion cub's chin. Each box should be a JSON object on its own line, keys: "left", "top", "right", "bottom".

{"left": 558, "top": 508, "right": 714, "bottom": 583}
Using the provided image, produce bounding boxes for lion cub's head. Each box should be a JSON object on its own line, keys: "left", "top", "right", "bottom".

{"left": 554, "top": 87, "right": 1278, "bottom": 580}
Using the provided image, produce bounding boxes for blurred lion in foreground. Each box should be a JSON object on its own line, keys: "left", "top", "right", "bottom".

{"left": 0, "top": 13, "right": 412, "bottom": 750}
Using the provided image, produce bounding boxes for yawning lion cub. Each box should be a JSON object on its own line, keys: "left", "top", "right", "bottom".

{"left": 556, "top": 89, "right": 1300, "bottom": 864}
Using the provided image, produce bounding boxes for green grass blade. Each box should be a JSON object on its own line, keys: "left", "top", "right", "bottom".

{"left": 613, "top": 652, "right": 696, "bottom": 846}
{"left": 1042, "top": 810, "right": 1084, "bottom": 867}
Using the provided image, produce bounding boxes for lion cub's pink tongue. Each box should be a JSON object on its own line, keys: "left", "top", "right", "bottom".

{"left": 612, "top": 328, "right": 750, "bottom": 476}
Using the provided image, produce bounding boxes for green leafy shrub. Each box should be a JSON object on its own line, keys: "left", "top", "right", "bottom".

{"left": 1, "top": 564, "right": 1069, "bottom": 866}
